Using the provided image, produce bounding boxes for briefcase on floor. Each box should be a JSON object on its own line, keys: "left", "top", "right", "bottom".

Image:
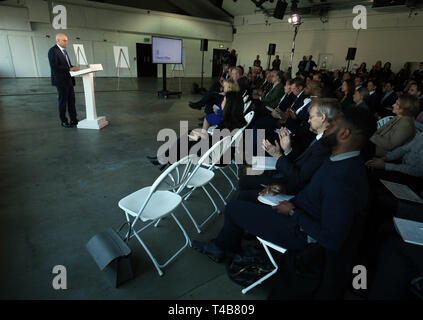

{"left": 86, "top": 225, "right": 133, "bottom": 288}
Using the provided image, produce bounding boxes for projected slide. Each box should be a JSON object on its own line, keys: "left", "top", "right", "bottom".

{"left": 152, "top": 36, "right": 182, "bottom": 64}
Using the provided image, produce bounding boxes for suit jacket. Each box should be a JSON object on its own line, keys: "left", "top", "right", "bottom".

{"left": 48, "top": 45, "right": 75, "bottom": 87}
{"left": 262, "top": 82, "right": 284, "bottom": 108}
{"left": 366, "top": 91, "right": 380, "bottom": 114}
{"left": 277, "top": 92, "right": 296, "bottom": 112}
{"left": 289, "top": 91, "right": 306, "bottom": 112}
{"left": 370, "top": 116, "right": 416, "bottom": 157}
{"left": 276, "top": 139, "right": 331, "bottom": 194}
{"left": 378, "top": 91, "right": 397, "bottom": 117}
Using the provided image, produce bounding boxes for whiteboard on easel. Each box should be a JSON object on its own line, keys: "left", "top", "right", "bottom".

{"left": 73, "top": 44, "right": 88, "bottom": 66}
{"left": 113, "top": 46, "right": 130, "bottom": 68}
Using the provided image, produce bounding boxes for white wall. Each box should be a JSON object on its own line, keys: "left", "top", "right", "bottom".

{"left": 0, "top": 0, "right": 233, "bottom": 78}
{"left": 232, "top": 6, "right": 423, "bottom": 75}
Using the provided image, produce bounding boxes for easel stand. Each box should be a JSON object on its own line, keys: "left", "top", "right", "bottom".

{"left": 116, "top": 48, "right": 137, "bottom": 90}
{"left": 170, "top": 63, "right": 185, "bottom": 93}
{"left": 158, "top": 64, "right": 181, "bottom": 99}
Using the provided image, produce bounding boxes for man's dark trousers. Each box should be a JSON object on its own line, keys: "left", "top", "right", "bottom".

{"left": 214, "top": 194, "right": 308, "bottom": 254}
{"left": 56, "top": 85, "right": 77, "bottom": 123}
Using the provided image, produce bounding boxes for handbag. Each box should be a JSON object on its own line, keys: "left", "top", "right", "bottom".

{"left": 86, "top": 222, "right": 134, "bottom": 288}
{"left": 226, "top": 246, "right": 274, "bottom": 287}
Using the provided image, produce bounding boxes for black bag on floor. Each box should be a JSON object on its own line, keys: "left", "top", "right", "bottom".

{"left": 226, "top": 246, "right": 274, "bottom": 287}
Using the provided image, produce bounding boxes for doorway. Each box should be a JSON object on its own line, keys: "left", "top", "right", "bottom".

{"left": 212, "top": 48, "right": 227, "bottom": 77}
{"left": 136, "top": 43, "right": 157, "bottom": 77}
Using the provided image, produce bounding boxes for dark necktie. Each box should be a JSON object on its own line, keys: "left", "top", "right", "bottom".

{"left": 62, "top": 49, "right": 71, "bottom": 67}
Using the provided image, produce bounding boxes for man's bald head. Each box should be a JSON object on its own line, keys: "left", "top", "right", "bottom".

{"left": 56, "top": 33, "right": 68, "bottom": 48}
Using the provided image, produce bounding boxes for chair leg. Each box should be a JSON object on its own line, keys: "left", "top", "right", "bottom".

{"left": 132, "top": 227, "right": 164, "bottom": 276}
{"left": 241, "top": 242, "right": 279, "bottom": 294}
{"left": 184, "top": 187, "right": 197, "bottom": 201}
{"left": 228, "top": 165, "right": 239, "bottom": 181}
{"left": 218, "top": 167, "right": 236, "bottom": 199}
{"left": 209, "top": 181, "right": 227, "bottom": 206}
{"left": 181, "top": 201, "right": 202, "bottom": 234}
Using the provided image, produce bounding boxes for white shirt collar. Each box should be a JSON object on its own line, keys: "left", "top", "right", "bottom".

{"left": 57, "top": 44, "right": 65, "bottom": 52}
{"left": 330, "top": 151, "right": 360, "bottom": 162}
{"left": 369, "top": 90, "right": 375, "bottom": 95}
{"left": 316, "top": 132, "right": 324, "bottom": 140}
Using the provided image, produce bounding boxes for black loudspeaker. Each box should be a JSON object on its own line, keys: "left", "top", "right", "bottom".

{"left": 273, "top": 0, "right": 288, "bottom": 20}
{"left": 200, "top": 39, "right": 208, "bottom": 52}
{"left": 268, "top": 43, "right": 276, "bottom": 55}
{"left": 346, "top": 48, "right": 357, "bottom": 60}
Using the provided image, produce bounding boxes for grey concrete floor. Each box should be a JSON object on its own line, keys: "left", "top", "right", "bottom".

{"left": 0, "top": 77, "right": 269, "bottom": 300}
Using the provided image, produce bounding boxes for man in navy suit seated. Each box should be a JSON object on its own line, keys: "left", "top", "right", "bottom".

{"left": 48, "top": 33, "right": 80, "bottom": 128}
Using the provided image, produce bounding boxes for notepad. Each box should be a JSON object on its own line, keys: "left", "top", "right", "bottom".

{"left": 380, "top": 180, "right": 423, "bottom": 204}
{"left": 257, "top": 193, "right": 295, "bottom": 206}
{"left": 252, "top": 156, "right": 277, "bottom": 171}
{"left": 394, "top": 217, "right": 423, "bottom": 246}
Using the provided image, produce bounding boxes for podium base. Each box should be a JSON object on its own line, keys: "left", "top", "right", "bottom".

{"left": 77, "top": 116, "right": 109, "bottom": 130}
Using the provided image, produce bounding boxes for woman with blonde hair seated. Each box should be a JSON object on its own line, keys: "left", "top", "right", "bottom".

{"left": 370, "top": 94, "right": 419, "bottom": 157}
{"left": 190, "top": 79, "right": 240, "bottom": 140}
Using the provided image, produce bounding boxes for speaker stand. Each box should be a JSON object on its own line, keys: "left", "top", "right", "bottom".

{"left": 346, "top": 59, "right": 351, "bottom": 72}
{"left": 158, "top": 64, "right": 182, "bottom": 99}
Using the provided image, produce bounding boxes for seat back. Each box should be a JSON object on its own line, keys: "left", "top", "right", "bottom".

{"left": 197, "top": 135, "right": 232, "bottom": 170}
{"left": 133, "top": 156, "right": 197, "bottom": 222}
{"left": 244, "top": 110, "right": 255, "bottom": 126}
{"left": 244, "top": 100, "right": 252, "bottom": 114}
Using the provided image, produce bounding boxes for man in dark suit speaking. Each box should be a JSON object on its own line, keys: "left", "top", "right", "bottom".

{"left": 48, "top": 33, "right": 80, "bottom": 128}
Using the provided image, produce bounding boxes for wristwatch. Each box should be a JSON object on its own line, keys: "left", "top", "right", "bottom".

{"left": 288, "top": 209, "right": 295, "bottom": 217}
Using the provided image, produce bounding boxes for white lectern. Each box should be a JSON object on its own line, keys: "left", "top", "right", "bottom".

{"left": 70, "top": 64, "right": 108, "bottom": 130}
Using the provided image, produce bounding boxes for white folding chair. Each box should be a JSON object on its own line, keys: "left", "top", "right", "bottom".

{"left": 243, "top": 95, "right": 249, "bottom": 103}
{"left": 179, "top": 136, "right": 233, "bottom": 232}
{"left": 118, "top": 157, "right": 196, "bottom": 276}
{"left": 244, "top": 100, "right": 252, "bottom": 114}
{"left": 377, "top": 116, "right": 394, "bottom": 129}
{"left": 229, "top": 111, "right": 255, "bottom": 180}
{"left": 241, "top": 236, "right": 286, "bottom": 294}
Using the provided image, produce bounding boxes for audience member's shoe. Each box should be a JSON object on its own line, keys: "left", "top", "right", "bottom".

{"left": 61, "top": 122, "right": 71, "bottom": 128}
{"left": 146, "top": 156, "right": 158, "bottom": 161}
{"left": 192, "top": 240, "right": 225, "bottom": 263}
{"left": 70, "top": 119, "right": 79, "bottom": 127}
{"left": 147, "top": 158, "right": 160, "bottom": 166}
{"left": 189, "top": 102, "right": 202, "bottom": 110}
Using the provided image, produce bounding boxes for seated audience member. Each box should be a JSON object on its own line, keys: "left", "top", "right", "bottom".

{"left": 240, "top": 98, "right": 340, "bottom": 195}
{"left": 378, "top": 80, "right": 397, "bottom": 117}
{"left": 407, "top": 82, "right": 423, "bottom": 114}
{"left": 366, "top": 132, "right": 423, "bottom": 186}
{"left": 354, "top": 75, "right": 364, "bottom": 90}
{"left": 286, "top": 77, "right": 306, "bottom": 111}
{"left": 395, "top": 62, "right": 411, "bottom": 91}
{"left": 232, "top": 66, "right": 247, "bottom": 93}
{"left": 339, "top": 79, "right": 355, "bottom": 111}
{"left": 381, "top": 62, "right": 394, "bottom": 82}
{"left": 192, "top": 108, "right": 374, "bottom": 260}
{"left": 369, "top": 60, "right": 383, "bottom": 82}
{"left": 259, "top": 70, "right": 285, "bottom": 109}
{"left": 352, "top": 87, "right": 370, "bottom": 110}
{"left": 356, "top": 62, "right": 367, "bottom": 75}
{"left": 201, "top": 79, "right": 240, "bottom": 131}
{"left": 332, "top": 69, "right": 342, "bottom": 91}
{"left": 255, "top": 70, "right": 273, "bottom": 97}
{"left": 370, "top": 95, "right": 419, "bottom": 157}
{"left": 366, "top": 79, "right": 381, "bottom": 115}
{"left": 412, "top": 61, "right": 423, "bottom": 84}
{"left": 148, "top": 91, "right": 246, "bottom": 167}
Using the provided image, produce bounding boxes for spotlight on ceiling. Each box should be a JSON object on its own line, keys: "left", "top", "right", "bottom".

{"left": 288, "top": 13, "right": 302, "bottom": 26}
